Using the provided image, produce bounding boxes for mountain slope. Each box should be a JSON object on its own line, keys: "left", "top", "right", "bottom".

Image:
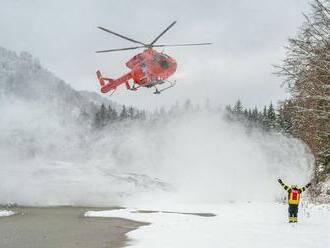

{"left": 0, "top": 47, "right": 115, "bottom": 117}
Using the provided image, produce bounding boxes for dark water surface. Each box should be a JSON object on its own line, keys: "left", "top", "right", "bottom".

{"left": 0, "top": 207, "right": 146, "bottom": 248}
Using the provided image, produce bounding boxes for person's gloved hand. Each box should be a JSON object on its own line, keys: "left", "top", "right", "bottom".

{"left": 306, "top": 182, "right": 312, "bottom": 187}
{"left": 278, "top": 179, "right": 283, "bottom": 184}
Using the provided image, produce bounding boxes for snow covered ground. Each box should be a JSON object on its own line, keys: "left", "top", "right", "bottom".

{"left": 85, "top": 202, "right": 330, "bottom": 248}
{"left": 0, "top": 210, "right": 14, "bottom": 217}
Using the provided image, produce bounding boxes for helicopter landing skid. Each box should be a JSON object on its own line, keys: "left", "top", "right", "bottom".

{"left": 154, "top": 80, "right": 176, "bottom": 94}
{"left": 129, "top": 84, "right": 142, "bottom": 91}
{"left": 108, "top": 88, "right": 117, "bottom": 96}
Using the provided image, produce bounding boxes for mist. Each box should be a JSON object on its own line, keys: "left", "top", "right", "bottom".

{"left": 0, "top": 96, "right": 314, "bottom": 207}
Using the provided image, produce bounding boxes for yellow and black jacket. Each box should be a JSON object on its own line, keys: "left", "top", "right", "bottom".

{"left": 279, "top": 182, "right": 310, "bottom": 205}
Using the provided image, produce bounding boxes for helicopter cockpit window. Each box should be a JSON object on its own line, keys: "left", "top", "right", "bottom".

{"left": 154, "top": 54, "right": 169, "bottom": 69}
{"left": 159, "top": 60, "right": 169, "bottom": 69}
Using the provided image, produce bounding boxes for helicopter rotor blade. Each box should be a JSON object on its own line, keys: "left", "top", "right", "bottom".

{"left": 149, "top": 21, "right": 177, "bottom": 46}
{"left": 152, "top": 42, "right": 212, "bottom": 48}
{"left": 97, "top": 26, "right": 148, "bottom": 46}
{"left": 95, "top": 46, "right": 146, "bottom": 53}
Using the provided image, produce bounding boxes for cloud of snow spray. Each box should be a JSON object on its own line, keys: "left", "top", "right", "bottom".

{"left": 105, "top": 110, "right": 315, "bottom": 207}
{"left": 0, "top": 99, "right": 314, "bottom": 207}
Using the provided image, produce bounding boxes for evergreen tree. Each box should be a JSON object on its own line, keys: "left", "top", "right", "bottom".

{"left": 100, "top": 104, "right": 107, "bottom": 121}
{"left": 233, "top": 100, "right": 243, "bottom": 114}
{"left": 93, "top": 112, "right": 102, "bottom": 128}
{"left": 184, "top": 99, "right": 193, "bottom": 111}
{"left": 140, "top": 110, "right": 146, "bottom": 120}
{"left": 168, "top": 101, "right": 180, "bottom": 117}
{"left": 251, "top": 107, "right": 259, "bottom": 123}
{"left": 119, "top": 105, "right": 129, "bottom": 120}
{"left": 267, "top": 102, "right": 276, "bottom": 130}
{"left": 93, "top": 104, "right": 108, "bottom": 128}
{"left": 128, "top": 106, "right": 135, "bottom": 119}
{"left": 108, "top": 105, "right": 118, "bottom": 121}
{"left": 159, "top": 107, "right": 166, "bottom": 117}
{"left": 262, "top": 106, "right": 269, "bottom": 130}
{"left": 247, "top": 109, "right": 252, "bottom": 121}
{"left": 225, "top": 105, "right": 233, "bottom": 113}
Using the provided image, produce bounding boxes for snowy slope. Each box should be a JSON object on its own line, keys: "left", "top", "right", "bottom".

{"left": 0, "top": 46, "right": 119, "bottom": 117}
{"left": 86, "top": 203, "right": 330, "bottom": 248}
{"left": 78, "top": 90, "right": 122, "bottom": 112}
{"left": 0, "top": 47, "right": 116, "bottom": 163}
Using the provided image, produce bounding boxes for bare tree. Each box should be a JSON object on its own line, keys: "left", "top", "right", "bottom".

{"left": 275, "top": 0, "right": 330, "bottom": 181}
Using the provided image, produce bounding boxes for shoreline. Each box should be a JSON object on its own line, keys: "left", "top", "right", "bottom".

{"left": 0, "top": 206, "right": 147, "bottom": 248}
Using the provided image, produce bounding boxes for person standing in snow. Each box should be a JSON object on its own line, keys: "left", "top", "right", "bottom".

{"left": 277, "top": 179, "right": 311, "bottom": 223}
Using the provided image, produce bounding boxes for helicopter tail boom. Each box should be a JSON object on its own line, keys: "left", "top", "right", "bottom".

{"left": 96, "top": 70, "right": 132, "bottom": 93}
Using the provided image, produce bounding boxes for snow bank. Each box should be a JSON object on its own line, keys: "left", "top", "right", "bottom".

{"left": 0, "top": 210, "right": 15, "bottom": 217}
{"left": 85, "top": 203, "right": 330, "bottom": 248}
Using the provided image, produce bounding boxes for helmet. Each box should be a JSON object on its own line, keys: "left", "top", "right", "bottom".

{"left": 291, "top": 184, "right": 298, "bottom": 189}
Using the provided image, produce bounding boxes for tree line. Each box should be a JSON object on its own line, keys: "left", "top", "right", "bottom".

{"left": 93, "top": 104, "right": 146, "bottom": 128}
{"left": 225, "top": 100, "right": 286, "bottom": 132}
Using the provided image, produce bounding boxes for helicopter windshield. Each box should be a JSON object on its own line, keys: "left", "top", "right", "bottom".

{"left": 154, "top": 54, "right": 170, "bottom": 69}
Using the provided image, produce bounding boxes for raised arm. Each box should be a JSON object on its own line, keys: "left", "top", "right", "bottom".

{"left": 299, "top": 182, "right": 312, "bottom": 193}
{"left": 278, "top": 178, "right": 290, "bottom": 192}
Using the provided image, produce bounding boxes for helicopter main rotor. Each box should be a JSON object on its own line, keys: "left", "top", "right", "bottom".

{"left": 96, "top": 21, "right": 211, "bottom": 53}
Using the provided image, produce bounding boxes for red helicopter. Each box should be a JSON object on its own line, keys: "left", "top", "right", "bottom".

{"left": 96, "top": 21, "right": 211, "bottom": 95}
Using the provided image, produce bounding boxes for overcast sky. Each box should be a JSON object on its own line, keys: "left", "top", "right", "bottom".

{"left": 0, "top": 0, "right": 311, "bottom": 110}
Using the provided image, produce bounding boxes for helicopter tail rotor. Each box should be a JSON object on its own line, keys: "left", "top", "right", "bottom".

{"left": 96, "top": 70, "right": 108, "bottom": 87}
{"left": 96, "top": 70, "right": 116, "bottom": 93}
